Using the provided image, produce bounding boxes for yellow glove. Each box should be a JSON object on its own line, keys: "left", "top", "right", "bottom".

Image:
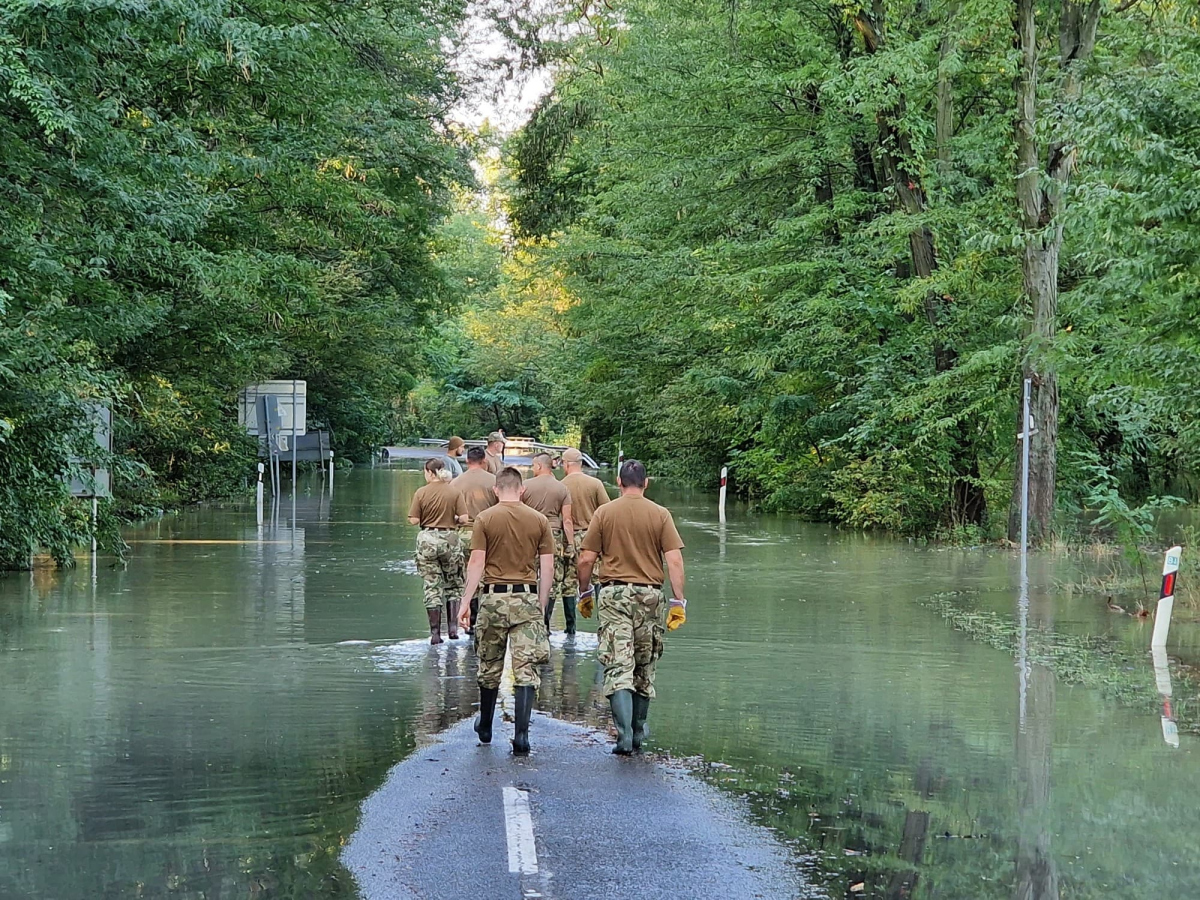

{"left": 578, "top": 587, "right": 595, "bottom": 618}
{"left": 667, "top": 599, "right": 687, "bottom": 631}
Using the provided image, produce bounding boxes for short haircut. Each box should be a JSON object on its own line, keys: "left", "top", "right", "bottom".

{"left": 425, "top": 457, "right": 445, "bottom": 475}
{"left": 532, "top": 452, "right": 552, "bottom": 469}
{"left": 466, "top": 447, "right": 486, "bottom": 463}
{"left": 495, "top": 466, "right": 524, "bottom": 492}
{"left": 619, "top": 459, "right": 647, "bottom": 488}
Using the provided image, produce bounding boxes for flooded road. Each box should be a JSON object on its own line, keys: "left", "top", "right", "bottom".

{"left": 1, "top": 468, "right": 1198, "bottom": 898}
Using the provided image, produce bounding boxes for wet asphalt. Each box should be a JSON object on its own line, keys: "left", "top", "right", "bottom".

{"left": 342, "top": 713, "right": 815, "bottom": 899}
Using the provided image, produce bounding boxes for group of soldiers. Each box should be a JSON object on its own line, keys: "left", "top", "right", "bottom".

{"left": 406, "top": 433, "right": 688, "bottom": 756}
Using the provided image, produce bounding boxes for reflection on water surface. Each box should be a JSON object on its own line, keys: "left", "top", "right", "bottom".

{"left": 1, "top": 469, "right": 1198, "bottom": 898}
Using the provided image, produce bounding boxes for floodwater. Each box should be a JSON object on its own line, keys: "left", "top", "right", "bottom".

{"left": 1, "top": 468, "right": 1198, "bottom": 899}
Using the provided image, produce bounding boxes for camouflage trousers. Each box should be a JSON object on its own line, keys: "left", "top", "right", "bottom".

{"left": 597, "top": 584, "right": 666, "bottom": 699}
{"left": 415, "top": 529, "right": 463, "bottom": 611}
{"left": 458, "top": 527, "right": 481, "bottom": 625}
{"left": 475, "top": 590, "right": 550, "bottom": 690}
{"left": 550, "top": 528, "right": 574, "bottom": 602}
{"left": 561, "top": 529, "right": 599, "bottom": 599}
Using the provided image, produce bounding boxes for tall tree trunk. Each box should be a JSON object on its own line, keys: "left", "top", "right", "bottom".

{"left": 935, "top": 8, "right": 960, "bottom": 176}
{"left": 1008, "top": 0, "right": 1100, "bottom": 544}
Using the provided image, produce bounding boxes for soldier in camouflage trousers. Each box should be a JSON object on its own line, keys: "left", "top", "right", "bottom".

{"left": 475, "top": 589, "right": 550, "bottom": 690}
{"left": 407, "top": 458, "right": 467, "bottom": 644}
{"left": 596, "top": 583, "right": 665, "bottom": 697}
{"left": 456, "top": 466, "right": 556, "bottom": 755}
{"left": 416, "top": 528, "right": 463, "bottom": 612}
{"left": 578, "top": 459, "right": 687, "bottom": 755}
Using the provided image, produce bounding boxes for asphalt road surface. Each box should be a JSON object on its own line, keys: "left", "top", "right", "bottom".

{"left": 343, "top": 712, "right": 816, "bottom": 899}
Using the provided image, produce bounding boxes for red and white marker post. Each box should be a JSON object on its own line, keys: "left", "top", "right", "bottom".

{"left": 1151, "top": 545, "right": 1182, "bottom": 649}
{"left": 1152, "top": 546, "right": 1183, "bottom": 746}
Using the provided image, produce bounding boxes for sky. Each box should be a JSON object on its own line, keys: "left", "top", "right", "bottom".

{"left": 450, "top": 7, "right": 554, "bottom": 134}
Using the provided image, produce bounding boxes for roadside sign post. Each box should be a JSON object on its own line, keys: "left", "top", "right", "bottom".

{"left": 1151, "top": 546, "right": 1182, "bottom": 649}
{"left": 256, "top": 463, "right": 265, "bottom": 525}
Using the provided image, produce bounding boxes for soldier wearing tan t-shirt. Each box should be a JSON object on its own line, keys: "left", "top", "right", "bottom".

{"left": 578, "top": 459, "right": 686, "bottom": 755}
{"left": 457, "top": 467, "right": 554, "bottom": 755}
{"left": 452, "top": 447, "right": 499, "bottom": 634}
{"left": 407, "top": 458, "right": 466, "bottom": 644}
{"left": 560, "top": 447, "right": 610, "bottom": 631}
{"left": 483, "top": 431, "right": 506, "bottom": 475}
{"left": 522, "top": 453, "right": 575, "bottom": 633}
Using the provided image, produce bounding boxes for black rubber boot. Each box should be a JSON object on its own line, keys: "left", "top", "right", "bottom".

{"left": 543, "top": 598, "right": 556, "bottom": 632}
{"left": 632, "top": 693, "right": 651, "bottom": 751}
{"left": 475, "top": 686, "right": 499, "bottom": 744}
{"left": 467, "top": 595, "right": 479, "bottom": 635}
{"left": 512, "top": 686, "right": 535, "bottom": 755}
{"left": 610, "top": 689, "right": 634, "bottom": 755}
{"left": 427, "top": 608, "right": 443, "bottom": 645}
{"left": 563, "top": 595, "right": 577, "bottom": 635}
{"left": 445, "top": 601, "right": 459, "bottom": 639}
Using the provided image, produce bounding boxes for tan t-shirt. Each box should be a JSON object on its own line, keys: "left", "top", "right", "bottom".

{"left": 454, "top": 466, "right": 497, "bottom": 524}
{"left": 562, "top": 472, "right": 610, "bottom": 530}
{"left": 522, "top": 474, "right": 571, "bottom": 530}
{"left": 582, "top": 494, "right": 684, "bottom": 585}
{"left": 407, "top": 482, "right": 461, "bottom": 529}
{"left": 471, "top": 502, "right": 554, "bottom": 585}
{"left": 484, "top": 450, "right": 504, "bottom": 475}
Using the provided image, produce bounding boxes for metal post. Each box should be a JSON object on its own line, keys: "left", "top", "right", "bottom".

{"left": 329, "top": 450, "right": 335, "bottom": 493}
{"left": 718, "top": 466, "right": 728, "bottom": 524}
{"left": 1016, "top": 378, "right": 1033, "bottom": 730}
{"left": 256, "top": 462, "right": 265, "bottom": 525}
{"left": 91, "top": 496, "right": 99, "bottom": 586}
{"left": 1020, "top": 377, "right": 1031, "bottom": 571}
{"left": 290, "top": 380, "right": 298, "bottom": 490}
{"left": 1151, "top": 545, "right": 1182, "bottom": 649}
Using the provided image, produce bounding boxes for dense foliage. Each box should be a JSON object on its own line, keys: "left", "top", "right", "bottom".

{"left": 0, "top": 0, "right": 467, "bottom": 567}
{"left": 416, "top": 0, "right": 1200, "bottom": 542}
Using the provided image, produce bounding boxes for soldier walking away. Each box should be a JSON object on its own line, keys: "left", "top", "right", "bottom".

{"left": 522, "top": 452, "right": 574, "bottom": 633}
{"left": 483, "top": 431, "right": 506, "bottom": 475}
{"left": 578, "top": 460, "right": 686, "bottom": 755}
{"left": 407, "top": 458, "right": 466, "bottom": 644}
{"left": 453, "top": 447, "right": 497, "bottom": 635}
{"left": 457, "top": 467, "right": 554, "bottom": 755}
{"left": 560, "top": 447, "right": 610, "bottom": 635}
{"left": 442, "top": 436, "right": 465, "bottom": 479}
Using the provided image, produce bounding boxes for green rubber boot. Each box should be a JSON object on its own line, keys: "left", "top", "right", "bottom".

{"left": 610, "top": 689, "right": 634, "bottom": 755}
{"left": 512, "top": 686, "right": 535, "bottom": 755}
{"left": 475, "top": 686, "right": 498, "bottom": 744}
{"left": 543, "top": 598, "right": 556, "bottom": 632}
{"left": 632, "top": 693, "right": 651, "bottom": 751}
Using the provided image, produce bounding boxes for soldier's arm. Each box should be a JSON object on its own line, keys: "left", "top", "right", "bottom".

{"left": 407, "top": 491, "right": 422, "bottom": 526}
{"left": 664, "top": 549, "right": 685, "bottom": 601}
{"left": 457, "top": 549, "right": 486, "bottom": 629}
{"left": 537, "top": 553, "right": 554, "bottom": 613}
{"left": 562, "top": 500, "right": 574, "bottom": 547}
{"left": 454, "top": 492, "right": 468, "bottom": 525}
{"left": 577, "top": 550, "right": 599, "bottom": 596}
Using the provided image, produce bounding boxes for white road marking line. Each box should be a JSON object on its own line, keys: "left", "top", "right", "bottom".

{"left": 503, "top": 786, "right": 539, "bottom": 875}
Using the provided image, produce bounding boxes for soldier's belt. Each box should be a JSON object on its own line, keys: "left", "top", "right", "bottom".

{"left": 600, "top": 581, "right": 662, "bottom": 590}
{"left": 482, "top": 583, "right": 538, "bottom": 594}
{"left": 421, "top": 526, "right": 455, "bottom": 531}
